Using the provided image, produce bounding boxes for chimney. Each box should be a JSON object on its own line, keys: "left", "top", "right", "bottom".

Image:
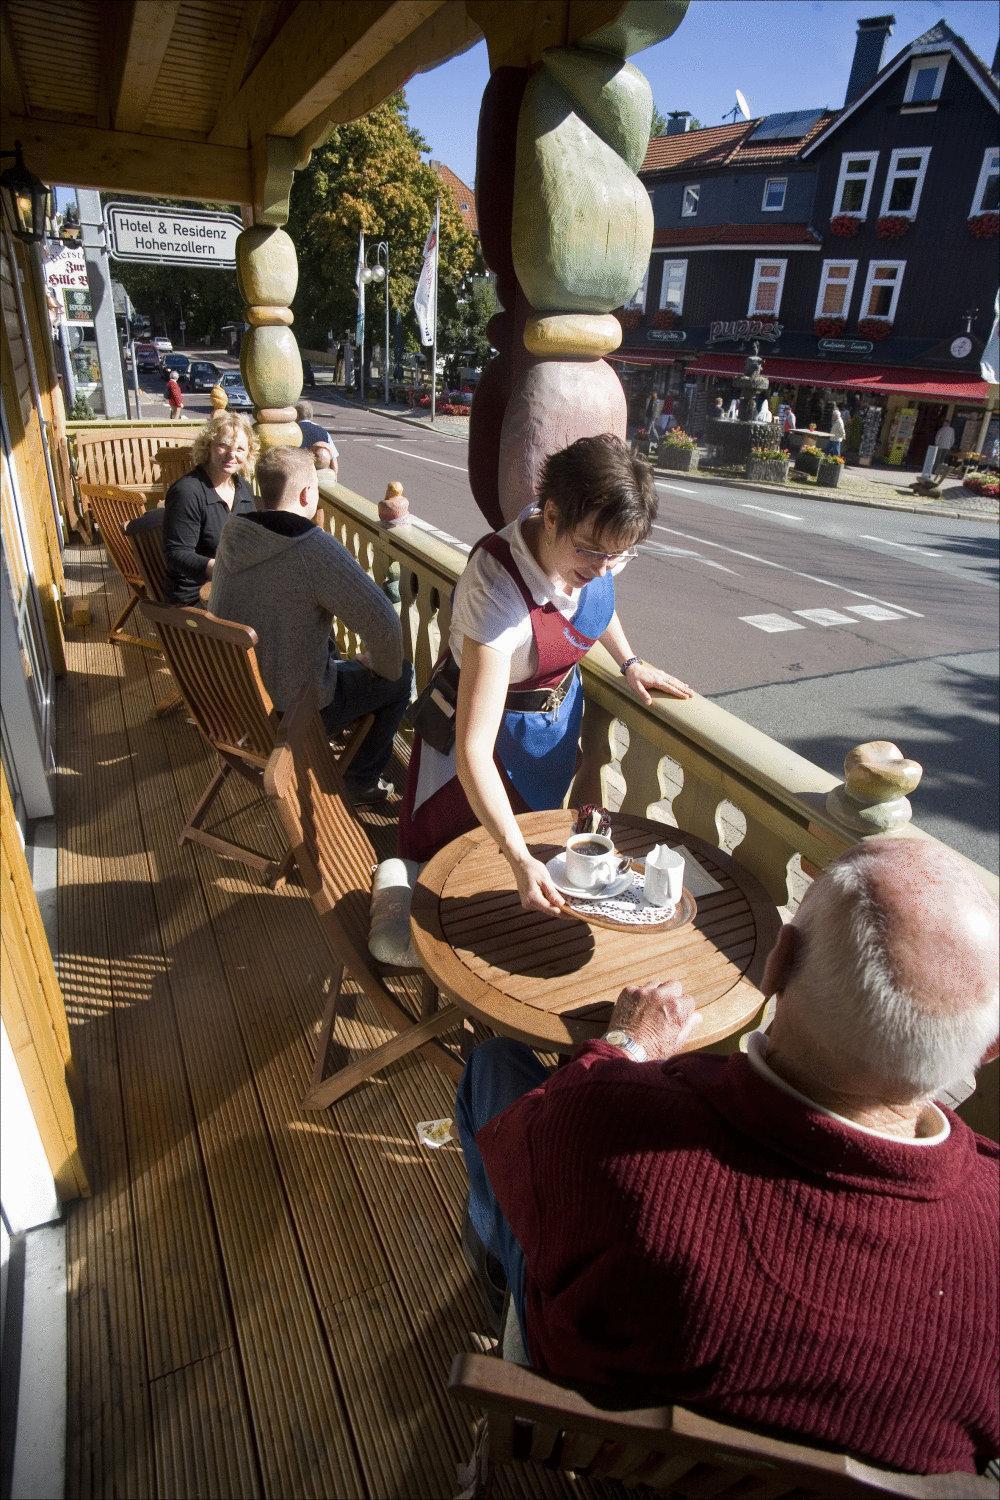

{"left": 666, "top": 111, "right": 691, "bottom": 136}
{"left": 844, "top": 15, "right": 895, "bottom": 105}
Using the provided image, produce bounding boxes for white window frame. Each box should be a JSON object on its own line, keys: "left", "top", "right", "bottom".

{"left": 859, "top": 259, "right": 905, "bottom": 322}
{"left": 879, "top": 147, "right": 931, "bottom": 218}
{"left": 658, "top": 259, "right": 687, "bottom": 314}
{"left": 762, "top": 177, "right": 787, "bottom": 212}
{"left": 681, "top": 183, "right": 700, "bottom": 218}
{"left": 970, "top": 146, "right": 1000, "bottom": 217}
{"left": 625, "top": 269, "right": 648, "bottom": 310}
{"left": 747, "top": 257, "right": 787, "bottom": 317}
{"left": 833, "top": 151, "right": 878, "bottom": 218}
{"left": 814, "top": 259, "right": 858, "bottom": 320}
{"left": 903, "top": 54, "right": 948, "bottom": 105}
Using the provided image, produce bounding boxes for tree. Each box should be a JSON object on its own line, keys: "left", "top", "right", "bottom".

{"left": 649, "top": 108, "right": 703, "bottom": 142}
{"left": 287, "top": 91, "right": 478, "bottom": 361}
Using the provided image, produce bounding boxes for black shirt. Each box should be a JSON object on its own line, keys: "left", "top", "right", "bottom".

{"left": 163, "top": 465, "right": 256, "bottom": 605}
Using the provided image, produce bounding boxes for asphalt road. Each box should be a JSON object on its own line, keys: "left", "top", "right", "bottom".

{"left": 149, "top": 360, "right": 1000, "bottom": 872}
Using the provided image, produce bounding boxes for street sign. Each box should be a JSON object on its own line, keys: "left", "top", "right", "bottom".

{"left": 104, "top": 203, "right": 242, "bottom": 267}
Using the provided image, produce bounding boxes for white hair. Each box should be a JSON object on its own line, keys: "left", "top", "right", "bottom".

{"left": 795, "top": 853, "right": 998, "bottom": 1097}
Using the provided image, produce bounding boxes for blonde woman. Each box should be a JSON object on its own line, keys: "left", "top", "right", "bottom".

{"left": 163, "top": 411, "right": 258, "bottom": 605}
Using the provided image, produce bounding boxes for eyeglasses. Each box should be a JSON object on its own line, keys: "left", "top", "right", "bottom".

{"left": 573, "top": 541, "right": 639, "bottom": 564}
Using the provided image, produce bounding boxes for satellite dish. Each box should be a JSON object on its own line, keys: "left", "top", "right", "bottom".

{"left": 735, "top": 89, "right": 752, "bottom": 120}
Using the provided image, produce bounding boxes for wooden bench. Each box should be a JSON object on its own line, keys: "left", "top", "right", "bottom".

{"left": 449, "top": 1353, "right": 996, "bottom": 1498}
{"left": 72, "top": 424, "right": 195, "bottom": 490}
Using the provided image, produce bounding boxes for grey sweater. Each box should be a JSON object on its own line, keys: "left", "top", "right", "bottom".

{"left": 209, "top": 515, "right": 403, "bottom": 711}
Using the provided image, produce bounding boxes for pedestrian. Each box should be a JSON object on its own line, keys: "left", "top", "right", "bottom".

{"left": 711, "top": 396, "right": 724, "bottom": 421}
{"left": 780, "top": 403, "right": 797, "bottom": 447}
{"left": 827, "top": 405, "right": 846, "bottom": 456}
{"left": 934, "top": 417, "right": 956, "bottom": 461}
{"left": 647, "top": 391, "right": 665, "bottom": 427}
{"left": 165, "top": 368, "right": 184, "bottom": 421}
{"left": 296, "top": 401, "right": 339, "bottom": 478}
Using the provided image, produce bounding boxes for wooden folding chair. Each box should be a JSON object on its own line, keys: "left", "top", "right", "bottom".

{"left": 264, "top": 690, "right": 462, "bottom": 1108}
{"left": 81, "top": 483, "right": 160, "bottom": 652}
{"left": 155, "top": 444, "right": 194, "bottom": 493}
{"left": 124, "top": 509, "right": 184, "bottom": 716}
{"left": 449, "top": 1353, "right": 996, "bottom": 1500}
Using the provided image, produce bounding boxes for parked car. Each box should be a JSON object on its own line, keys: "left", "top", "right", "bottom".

{"left": 135, "top": 341, "right": 162, "bottom": 372}
{"left": 162, "top": 353, "right": 190, "bottom": 380}
{"left": 187, "top": 359, "right": 221, "bottom": 391}
{"left": 153, "top": 336, "right": 173, "bottom": 353}
{"left": 218, "top": 369, "right": 253, "bottom": 412}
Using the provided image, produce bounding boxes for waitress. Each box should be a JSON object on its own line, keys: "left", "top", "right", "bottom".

{"left": 399, "top": 433, "right": 692, "bottom": 913}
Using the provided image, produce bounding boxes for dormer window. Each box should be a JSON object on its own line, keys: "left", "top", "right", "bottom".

{"left": 970, "top": 147, "right": 1000, "bottom": 216}
{"left": 880, "top": 148, "right": 931, "bottom": 218}
{"left": 833, "top": 152, "right": 878, "bottom": 217}
{"left": 681, "top": 183, "right": 700, "bottom": 218}
{"left": 903, "top": 54, "right": 948, "bottom": 105}
{"left": 762, "top": 177, "right": 787, "bottom": 212}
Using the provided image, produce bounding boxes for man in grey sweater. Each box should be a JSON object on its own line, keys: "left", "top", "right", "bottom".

{"left": 209, "top": 446, "right": 413, "bottom": 801}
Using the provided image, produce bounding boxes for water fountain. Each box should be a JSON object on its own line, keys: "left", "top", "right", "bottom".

{"left": 703, "top": 343, "right": 781, "bottom": 468}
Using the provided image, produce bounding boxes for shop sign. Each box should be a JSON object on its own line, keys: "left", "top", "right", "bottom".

{"left": 649, "top": 329, "right": 686, "bottom": 343}
{"left": 708, "top": 318, "right": 782, "bottom": 345}
{"left": 62, "top": 286, "right": 93, "bottom": 324}
{"left": 104, "top": 203, "right": 242, "bottom": 267}
{"left": 818, "top": 336, "right": 874, "bottom": 355}
{"left": 43, "top": 242, "right": 88, "bottom": 291}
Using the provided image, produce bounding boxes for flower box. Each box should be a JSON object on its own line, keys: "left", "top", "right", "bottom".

{"left": 817, "top": 457, "right": 844, "bottom": 487}
{"left": 651, "top": 308, "right": 678, "bottom": 330}
{"left": 746, "top": 454, "right": 789, "bottom": 484}
{"left": 857, "top": 319, "right": 893, "bottom": 342}
{"left": 877, "top": 216, "right": 911, "bottom": 239}
{"left": 814, "top": 317, "right": 846, "bottom": 338}
{"left": 829, "top": 215, "right": 861, "bottom": 238}
{"left": 617, "top": 308, "right": 643, "bottom": 330}
{"left": 657, "top": 445, "right": 696, "bottom": 472}
{"left": 968, "top": 213, "right": 999, "bottom": 240}
{"left": 795, "top": 446, "right": 823, "bottom": 477}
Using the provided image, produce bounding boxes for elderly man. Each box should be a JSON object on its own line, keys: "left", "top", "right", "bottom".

{"left": 296, "top": 400, "right": 338, "bottom": 477}
{"left": 456, "top": 837, "right": 999, "bottom": 1476}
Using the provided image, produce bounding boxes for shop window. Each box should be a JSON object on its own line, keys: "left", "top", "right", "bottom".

{"left": 903, "top": 54, "right": 948, "bottom": 105}
{"left": 970, "top": 146, "right": 1000, "bottom": 216}
{"left": 833, "top": 152, "right": 878, "bottom": 217}
{"left": 681, "top": 183, "right": 700, "bottom": 218}
{"left": 879, "top": 148, "right": 931, "bottom": 217}
{"left": 658, "top": 260, "right": 687, "bottom": 314}
{"left": 860, "top": 260, "right": 905, "bottom": 321}
{"left": 762, "top": 177, "right": 787, "bottom": 212}
{"left": 625, "top": 269, "right": 648, "bottom": 311}
{"left": 748, "top": 258, "right": 787, "bottom": 317}
{"left": 815, "top": 259, "right": 858, "bottom": 319}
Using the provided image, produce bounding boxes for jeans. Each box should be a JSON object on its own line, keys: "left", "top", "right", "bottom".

{"left": 825, "top": 439, "right": 842, "bottom": 456}
{"left": 321, "top": 656, "right": 414, "bottom": 787}
{"left": 455, "top": 1038, "right": 549, "bottom": 1348}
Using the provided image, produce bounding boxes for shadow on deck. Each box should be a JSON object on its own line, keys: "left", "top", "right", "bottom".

{"left": 56, "top": 544, "right": 631, "bottom": 1499}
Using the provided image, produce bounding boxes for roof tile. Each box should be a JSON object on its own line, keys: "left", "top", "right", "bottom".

{"left": 431, "top": 161, "right": 478, "bottom": 235}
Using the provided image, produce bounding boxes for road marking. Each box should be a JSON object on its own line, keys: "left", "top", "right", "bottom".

{"left": 741, "top": 504, "right": 803, "bottom": 521}
{"left": 655, "top": 480, "right": 697, "bottom": 495}
{"left": 858, "top": 534, "right": 942, "bottom": 558}
{"left": 641, "top": 541, "right": 739, "bottom": 575}
{"left": 741, "top": 614, "right": 805, "bottom": 633}
{"left": 793, "top": 608, "right": 856, "bottom": 626}
{"left": 409, "top": 515, "right": 471, "bottom": 552}
{"left": 651, "top": 523, "right": 923, "bottom": 618}
{"left": 374, "top": 442, "right": 467, "bottom": 471}
{"left": 845, "top": 603, "right": 905, "bottom": 621}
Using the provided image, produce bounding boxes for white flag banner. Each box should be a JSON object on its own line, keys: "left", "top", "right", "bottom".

{"left": 981, "top": 290, "right": 999, "bottom": 388}
{"left": 354, "top": 230, "right": 365, "bottom": 346}
{"left": 414, "top": 220, "right": 437, "bottom": 347}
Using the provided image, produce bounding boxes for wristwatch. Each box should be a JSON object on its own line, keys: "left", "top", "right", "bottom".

{"left": 601, "top": 1029, "right": 648, "bottom": 1062}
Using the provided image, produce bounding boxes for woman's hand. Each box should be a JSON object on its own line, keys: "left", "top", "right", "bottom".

{"left": 511, "top": 852, "right": 565, "bottom": 915}
{"left": 624, "top": 660, "right": 693, "bottom": 705}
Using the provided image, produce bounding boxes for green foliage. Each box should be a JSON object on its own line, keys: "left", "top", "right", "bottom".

{"left": 287, "top": 91, "right": 478, "bottom": 354}
{"left": 649, "top": 108, "right": 703, "bottom": 141}
{"left": 69, "top": 391, "right": 95, "bottom": 420}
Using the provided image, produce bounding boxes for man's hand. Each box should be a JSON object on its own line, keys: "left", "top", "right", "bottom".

{"left": 609, "top": 980, "right": 701, "bottom": 1060}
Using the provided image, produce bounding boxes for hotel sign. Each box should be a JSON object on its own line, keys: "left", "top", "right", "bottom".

{"left": 708, "top": 318, "right": 782, "bottom": 345}
{"left": 104, "top": 203, "right": 242, "bottom": 267}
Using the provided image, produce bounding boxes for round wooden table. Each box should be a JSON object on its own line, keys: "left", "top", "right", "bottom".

{"left": 411, "top": 809, "right": 783, "bottom": 1053}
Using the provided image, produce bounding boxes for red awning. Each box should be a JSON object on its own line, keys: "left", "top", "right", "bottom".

{"left": 686, "top": 354, "right": 990, "bottom": 402}
{"left": 607, "top": 351, "right": 676, "bottom": 368}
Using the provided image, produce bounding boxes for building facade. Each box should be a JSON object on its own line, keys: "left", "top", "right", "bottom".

{"left": 618, "top": 15, "right": 1000, "bottom": 464}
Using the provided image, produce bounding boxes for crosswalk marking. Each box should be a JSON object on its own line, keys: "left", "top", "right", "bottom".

{"left": 741, "top": 613, "right": 806, "bottom": 633}
{"left": 793, "top": 608, "right": 855, "bottom": 626}
{"left": 845, "top": 603, "right": 907, "bottom": 621}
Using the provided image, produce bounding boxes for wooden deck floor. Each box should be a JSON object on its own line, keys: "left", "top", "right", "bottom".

{"left": 56, "top": 545, "right": 625, "bottom": 1500}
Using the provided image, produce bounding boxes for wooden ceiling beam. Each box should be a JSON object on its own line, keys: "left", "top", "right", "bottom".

{"left": 208, "top": 0, "right": 442, "bottom": 148}
{"left": 111, "top": 0, "right": 182, "bottom": 133}
{"left": 0, "top": 8, "right": 29, "bottom": 118}
{"left": 1, "top": 115, "right": 251, "bottom": 204}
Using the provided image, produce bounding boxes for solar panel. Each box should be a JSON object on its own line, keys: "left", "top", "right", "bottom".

{"left": 749, "top": 109, "right": 824, "bottom": 142}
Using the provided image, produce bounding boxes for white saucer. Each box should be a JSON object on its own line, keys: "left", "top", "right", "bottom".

{"left": 545, "top": 852, "right": 634, "bottom": 902}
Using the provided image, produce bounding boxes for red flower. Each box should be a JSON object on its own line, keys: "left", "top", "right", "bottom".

{"left": 829, "top": 215, "right": 861, "bottom": 238}
{"left": 857, "top": 318, "right": 893, "bottom": 342}
{"left": 969, "top": 213, "right": 1000, "bottom": 240}
{"left": 616, "top": 308, "right": 643, "bottom": 330}
{"left": 877, "top": 216, "right": 911, "bottom": 239}
{"left": 651, "top": 308, "right": 678, "bottom": 330}
{"left": 814, "top": 316, "right": 846, "bottom": 337}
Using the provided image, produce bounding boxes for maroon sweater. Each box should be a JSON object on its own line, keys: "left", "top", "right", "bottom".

{"left": 477, "top": 1042, "right": 999, "bottom": 1474}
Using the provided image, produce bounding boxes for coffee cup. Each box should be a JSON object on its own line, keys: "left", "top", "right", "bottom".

{"left": 644, "top": 844, "right": 684, "bottom": 908}
{"left": 565, "top": 832, "right": 620, "bottom": 891}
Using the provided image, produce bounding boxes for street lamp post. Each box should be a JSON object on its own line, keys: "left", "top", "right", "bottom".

{"left": 359, "top": 239, "right": 389, "bottom": 405}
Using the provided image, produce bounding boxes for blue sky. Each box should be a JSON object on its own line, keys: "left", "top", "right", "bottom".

{"left": 404, "top": 0, "right": 1000, "bottom": 189}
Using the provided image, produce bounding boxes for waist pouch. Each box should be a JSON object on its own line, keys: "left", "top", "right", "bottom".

{"left": 406, "top": 655, "right": 576, "bottom": 756}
